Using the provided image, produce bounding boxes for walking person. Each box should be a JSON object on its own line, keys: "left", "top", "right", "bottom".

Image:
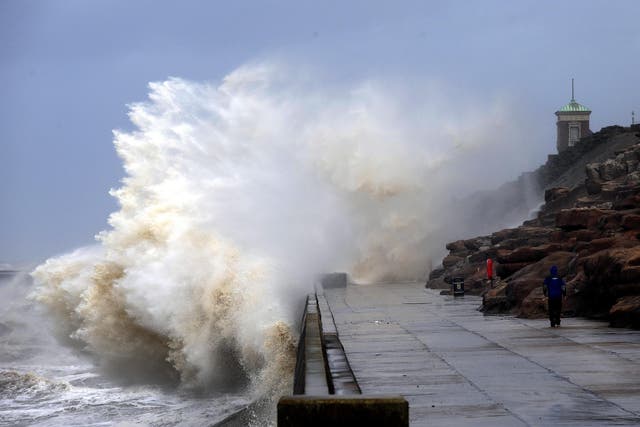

{"left": 543, "top": 265, "right": 566, "bottom": 327}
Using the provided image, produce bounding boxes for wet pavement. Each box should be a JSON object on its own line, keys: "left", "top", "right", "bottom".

{"left": 323, "top": 282, "right": 640, "bottom": 426}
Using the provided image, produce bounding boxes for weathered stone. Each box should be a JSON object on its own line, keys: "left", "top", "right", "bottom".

{"left": 507, "top": 252, "right": 575, "bottom": 282}
{"left": 445, "top": 240, "right": 466, "bottom": 252}
{"left": 627, "top": 250, "right": 640, "bottom": 266}
{"left": 575, "top": 237, "right": 616, "bottom": 256}
{"left": 444, "top": 263, "right": 477, "bottom": 283}
{"left": 545, "top": 187, "right": 570, "bottom": 203}
{"left": 442, "top": 254, "right": 463, "bottom": 268}
{"left": 490, "top": 228, "right": 516, "bottom": 245}
{"left": 462, "top": 266, "right": 494, "bottom": 294}
{"left": 493, "top": 238, "right": 527, "bottom": 250}
{"left": 496, "top": 244, "right": 562, "bottom": 264}
{"left": 549, "top": 230, "right": 566, "bottom": 242}
{"left": 620, "top": 266, "right": 640, "bottom": 283}
{"left": 622, "top": 214, "right": 640, "bottom": 230}
{"left": 586, "top": 179, "right": 603, "bottom": 194}
{"left": 576, "top": 247, "right": 640, "bottom": 317}
{"left": 610, "top": 282, "right": 640, "bottom": 297}
{"left": 599, "top": 158, "right": 627, "bottom": 181}
{"left": 491, "top": 227, "right": 553, "bottom": 246}
{"left": 463, "top": 236, "right": 491, "bottom": 251}
{"left": 585, "top": 163, "right": 603, "bottom": 194}
{"left": 520, "top": 287, "right": 548, "bottom": 318}
{"left": 581, "top": 249, "right": 620, "bottom": 280}
{"left": 504, "top": 252, "right": 574, "bottom": 311}
{"left": 573, "top": 229, "right": 601, "bottom": 242}
{"left": 625, "top": 166, "right": 640, "bottom": 180}
{"left": 599, "top": 211, "right": 624, "bottom": 230}
{"left": 506, "top": 278, "right": 541, "bottom": 309}
{"left": 496, "top": 262, "right": 532, "bottom": 278}
{"left": 555, "top": 208, "right": 611, "bottom": 230}
{"left": 426, "top": 276, "right": 449, "bottom": 290}
{"left": 619, "top": 149, "right": 638, "bottom": 164}
{"left": 585, "top": 163, "right": 600, "bottom": 181}
{"left": 481, "top": 282, "right": 511, "bottom": 313}
{"left": 428, "top": 267, "right": 445, "bottom": 280}
{"left": 609, "top": 296, "right": 640, "bottom": 328}
{"left": 613, "top": 193, "right": 640, "bottom": 210}
{"left": 468, "top": 247, "right": 499, "bottom": 263}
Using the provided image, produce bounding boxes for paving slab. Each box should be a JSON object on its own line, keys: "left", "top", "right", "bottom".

{"left": 324, "top": 282, "right": 640, "bottom": 426}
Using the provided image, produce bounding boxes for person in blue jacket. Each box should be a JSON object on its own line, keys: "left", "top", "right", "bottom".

{"left": 543, "top": 265, "right": 566, "bottom": 327}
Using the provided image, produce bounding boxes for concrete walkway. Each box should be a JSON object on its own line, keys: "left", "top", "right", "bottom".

{"left": 323, "top": 282, "right": 640, "bottom": 426}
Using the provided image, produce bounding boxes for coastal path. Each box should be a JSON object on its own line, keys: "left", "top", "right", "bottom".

{"left": 322, "top": 282, "right": 640, "bottom": 426}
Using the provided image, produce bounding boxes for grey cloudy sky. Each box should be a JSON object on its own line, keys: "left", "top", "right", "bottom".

{"left": 1, "top": 0, "right": 639, "bottom": 265}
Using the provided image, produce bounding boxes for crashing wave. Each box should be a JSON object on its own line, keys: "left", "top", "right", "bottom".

{"left": 31, "top": 62, "right": 539, "bottom": 404}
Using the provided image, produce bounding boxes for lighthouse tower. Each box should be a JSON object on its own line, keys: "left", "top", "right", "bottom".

{"left": 555, "top": 79, "right": 591, "bottom": 153}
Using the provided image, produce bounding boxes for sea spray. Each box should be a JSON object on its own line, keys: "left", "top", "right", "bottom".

{"left": 32, "top": 62, "right": 543, "bottom": 405}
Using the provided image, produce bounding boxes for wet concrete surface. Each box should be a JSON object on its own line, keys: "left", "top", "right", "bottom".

{"left": 323, "top": 282, "right": 640, "bottom": 426}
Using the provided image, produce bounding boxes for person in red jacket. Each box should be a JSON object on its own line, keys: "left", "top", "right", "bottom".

{"left": 543, "top": 265, "right": 566, "bottom": 328}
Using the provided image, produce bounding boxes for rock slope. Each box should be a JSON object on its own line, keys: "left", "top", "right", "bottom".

{"left": 427, "top": 125, "right": 640, "bottom": 328}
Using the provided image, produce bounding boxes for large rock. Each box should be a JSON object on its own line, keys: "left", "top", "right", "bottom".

{"left": 496, "top": 243, "right": 563, "bottom": 264}
{"left": 573, "top": 229, "right": 602, "bottom": 242}
{"left": 504, "top": 252, "right": 575, "bottom": 313}
{"left": 599, "top": 158, "right": 627, "bottom": 181}
{"left": 520, "top": 287, "right": 548, "bottom": 319}
{"left": 545, "top": 187, "right": 570, "bottom": 203}
{"left": 496, "top": 262, "right": 532, "bottom": 279}
{"left": 491, "top": 227, "right": 553, "bottom": 246}
{"left": 468, "top": 247, "right": 499, "bottom": 263}
{"left": 625, "top": 171, "right": 640, "bottom": 186}
{"left": 575, "top": 246, "right": 640, "bottom": 317}
{"left": 442, "top": 255, "right": 464, "bottom": 268}
{"left": 609, "top": 296, "right": 640, "bottom": 328}
{"left": 445, "top": 240, "right": 467, "bottom": 253}
{"left": 585, "top": 163, "right": 603, "bottom": 194}
{"left": 428, "top": 267, "right": 445, "bottom": 280}
{"left": 463, "top": 236, "right": 492, "bottom": 251}
{"left": 426, "top": 276, "right": 449, "bottom": 290}
{"left": 481, "top": 282, "right": 510, "bottom": 314}
{"left": 582, "top": 246, "right": 640, "bottom": 284}
{"left": 555, "top": 208, "right": 615, "bottom": 231}
{"left": 585, "top": 163, "right": 601, "bottom": 182}
{"left": 622, "top": 214, "right": 640, "bottom": 230}
{"left": 613, "top": 193, "right": 640, "bottom": 210}
{"left": 575, "top": 237, "right": 616, "bottom": 256}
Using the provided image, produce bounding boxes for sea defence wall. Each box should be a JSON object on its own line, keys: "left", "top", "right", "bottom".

{"left": 277, "top": 275, "right": 409, "bottom": 426}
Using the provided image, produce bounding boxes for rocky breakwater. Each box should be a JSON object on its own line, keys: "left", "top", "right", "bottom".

{"left": 427, "top": 125, "right": 640, "bottom": 329}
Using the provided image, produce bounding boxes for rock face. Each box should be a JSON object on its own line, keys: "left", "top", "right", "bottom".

{"left": 428, "top": 125, "right": 640, "bottom": 329}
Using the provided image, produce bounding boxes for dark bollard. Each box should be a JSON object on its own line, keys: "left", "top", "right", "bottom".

{"left": 452, "top": 277, "right": 465, "bottom": 296}
{"left": 321, "top": 273, "right": 349, "bottom": 289}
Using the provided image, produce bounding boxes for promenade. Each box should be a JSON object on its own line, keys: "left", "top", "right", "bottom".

{"left": 322, "top": 282, "right": 640, "bottom": 426}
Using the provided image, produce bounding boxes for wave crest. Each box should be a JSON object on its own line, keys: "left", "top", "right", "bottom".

{"left": 0, "top": 370, "right": 69, "bottom": 399}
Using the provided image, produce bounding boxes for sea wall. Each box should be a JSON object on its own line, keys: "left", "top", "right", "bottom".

{"left": 278, "top": 278, "right": 409, "bottom": 426}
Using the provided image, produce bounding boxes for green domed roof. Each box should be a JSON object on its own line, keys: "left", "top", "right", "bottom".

{"left": 557, "top": 99, "right": 591, "bottom": 113}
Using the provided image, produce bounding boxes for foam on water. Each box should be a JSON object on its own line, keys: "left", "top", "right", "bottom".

{"left": 1, "top": 273, "right": 250, "bottom": 427}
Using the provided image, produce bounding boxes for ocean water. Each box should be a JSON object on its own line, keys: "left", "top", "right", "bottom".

{"left": 0, "top": 273, "right": 251, "bottom": 427}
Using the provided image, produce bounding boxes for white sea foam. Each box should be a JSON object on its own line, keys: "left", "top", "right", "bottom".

{"left": 31, "top": 62, "right": 542, "bottom": 403}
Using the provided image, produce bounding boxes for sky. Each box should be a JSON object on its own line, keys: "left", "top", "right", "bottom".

{"left": 1, "top": 0, "right": 639, "bottom": 266}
